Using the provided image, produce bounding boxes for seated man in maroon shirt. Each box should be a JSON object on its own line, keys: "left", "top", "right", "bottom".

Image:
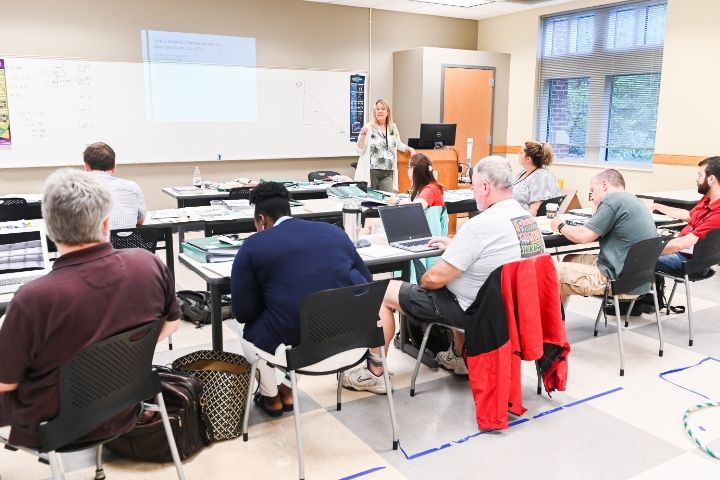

{"left": 652, "top": 156, "right": 720, "bottom": 277}
{"left": 0, "top": 168, "right": 180, "bottom": 449}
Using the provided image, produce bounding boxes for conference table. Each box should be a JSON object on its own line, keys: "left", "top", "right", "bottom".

{"left": 162, "top": 183, "right": 330, "bottom": 208}
{"left": 637, "top": 189, "right": 701, "bottom": 209}
{"left": 178, "top": 240, "right": 445, "bottom": 355}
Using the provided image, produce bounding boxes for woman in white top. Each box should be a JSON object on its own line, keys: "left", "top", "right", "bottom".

{"left": 354, "top": 99, "right": 414, "bottom": 192}
{"left": 513, "top": 140, "right": 562, "bottom": 215}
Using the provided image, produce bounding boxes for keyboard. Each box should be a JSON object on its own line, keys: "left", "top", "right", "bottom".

{"left": 397, "top": 239, "right": 430, "bottom": 247}
{"left": 0, "top": 276, "right": 39, "bottom": 287}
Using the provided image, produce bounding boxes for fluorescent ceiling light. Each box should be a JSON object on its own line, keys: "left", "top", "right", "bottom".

{"left": 407, "top": 0, "right": 495, "bottom": 7}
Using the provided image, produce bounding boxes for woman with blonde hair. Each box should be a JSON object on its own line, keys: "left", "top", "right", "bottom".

{"left": 354, "top": 99, "right": 414, "bottom": 192}
{"left": 513, "top": 140, "right": 562, "bottom": 215}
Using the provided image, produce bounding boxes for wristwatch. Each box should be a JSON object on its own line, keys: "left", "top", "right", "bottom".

{"left": 557, "top": 222, "right": 566, "bottom": 233}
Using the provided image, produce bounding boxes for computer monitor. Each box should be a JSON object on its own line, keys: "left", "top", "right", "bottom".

{"left": 419, "top": 123, "right": 456, "bottom": 149}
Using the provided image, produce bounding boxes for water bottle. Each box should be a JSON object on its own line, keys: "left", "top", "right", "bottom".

{"left": 192, "top": 166, "right": 202, "bottom": 187}
{"left": 342, "top": 199, "right": 362, "bottom": 243}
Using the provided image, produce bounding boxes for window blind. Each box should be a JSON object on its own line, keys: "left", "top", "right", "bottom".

{"left": 535, "top": 0, "right": 667, "bottom": 165}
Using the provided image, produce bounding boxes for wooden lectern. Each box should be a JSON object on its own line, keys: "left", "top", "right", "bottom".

{"left": 397, "top": 148, "right": 463, "bottom": 234}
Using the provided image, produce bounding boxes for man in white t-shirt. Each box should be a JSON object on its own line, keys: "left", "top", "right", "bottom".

{"left": 342, "top": 156, "right": 545, "bottom": 393}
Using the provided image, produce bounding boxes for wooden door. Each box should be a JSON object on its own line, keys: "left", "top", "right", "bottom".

{"left": 442, "top": 67, "right": 495, "bottom": 167}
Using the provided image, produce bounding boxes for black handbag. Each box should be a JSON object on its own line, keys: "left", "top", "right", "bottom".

{"left": 177, "top": 290, "right": 233, "bottom": 326}
{"left": 105, "top": 367, "right": 210, "bottom": 462}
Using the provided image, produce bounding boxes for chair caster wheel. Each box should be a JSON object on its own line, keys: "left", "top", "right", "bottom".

{"left": 659, "top": 349, "right": 664, "bottom": 357}
{"left": 410, "top": 389, "right": 415, "bottom": 397}
{"left": 393, "top": 440, "right": 399, "bottom": 450}
{"left": 243, "top": 433, "right": 248, "bottom": 442}
{"left": 689, "top": 339, "right": 693, "bottom": 347}
{"left": 593, "top": 331, "right": 598, "bottom": 337}
{"left": 619, "top": 369, "right": 625, "bottom": 376}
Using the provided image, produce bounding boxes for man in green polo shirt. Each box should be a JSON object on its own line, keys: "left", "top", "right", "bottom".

{"left": 550, "top": 169, "right": 657, "bottom": 305}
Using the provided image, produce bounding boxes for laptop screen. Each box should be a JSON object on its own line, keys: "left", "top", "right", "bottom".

{"left": 0, "top": 229, "right": 48, "bottom": 275}
{"left": 379, "top": 203, "right": 432, "bottom": 243}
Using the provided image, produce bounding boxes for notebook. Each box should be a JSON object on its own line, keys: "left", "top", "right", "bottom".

{"left": 378, "top": 203, "right": 439, "bottom": 253}
{"left": 0, "top": 223, "right": 52, "bottom": 294}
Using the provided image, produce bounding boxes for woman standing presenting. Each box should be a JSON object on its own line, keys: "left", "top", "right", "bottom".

{"left": 513, "top": 140, "right": 562, "bottom": 216}
{"left": 354, "top": 99, "right": 414, "bottom": 192}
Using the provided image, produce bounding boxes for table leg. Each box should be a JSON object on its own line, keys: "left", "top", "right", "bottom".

{"left": 163, "top": 227, "right": 175, "bottom": 279}
{"left": 177, "top": 199, "right": 186, "bottom": 251}
{"left": 210, "top": 285, "right": 224, "bottom": 352}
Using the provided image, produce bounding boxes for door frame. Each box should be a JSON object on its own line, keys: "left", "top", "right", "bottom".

{"left": 440, "top": 64, "right": 497, "bottom": 156}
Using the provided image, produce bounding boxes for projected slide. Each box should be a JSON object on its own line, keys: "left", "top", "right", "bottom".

{"left": 141, "top": 30, "right": 257, "bottom": 122}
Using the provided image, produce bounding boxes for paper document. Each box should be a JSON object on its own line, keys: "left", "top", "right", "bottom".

{"left": 203, "top": 261, "right": 233, "bottom": 277}
{"left": 358, "top": 244, "right": 407, "bottom": 258}
{"left": 151, "top": 209, "right": 181, "bottom": 219}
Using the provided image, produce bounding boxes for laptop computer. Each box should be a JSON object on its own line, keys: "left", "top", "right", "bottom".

{"left": 0, "top": 223, "right": 52, "bottom": 295}
{"left": 378, "top": 203, "right": 439, "bottom": 253}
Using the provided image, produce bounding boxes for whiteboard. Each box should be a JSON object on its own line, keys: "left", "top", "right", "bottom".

{"left": 0, "top": 57, "right": 363, "bottom": 168}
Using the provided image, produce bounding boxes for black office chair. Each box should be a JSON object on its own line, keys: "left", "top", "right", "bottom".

{"left": 228, "top": 187, "right": 253, "bottom": 200}
{"left": 241, "top": 280, "right": 398, "bottom": 480}
{"left": 110, "top": 228, "right": 162, "bottom": 253}
{"left": 0, "top": 320, "right": 186, "bottom": 480}
{"left": 593, "top": 236, "right": 667, "bottom": 376}
{"left": 409, "top": 259, "right": 547, "bottom": 398}
{"left": 656, "top": 229, "right": 720, "bottom": 346}
{"left": 0, "top": 197, "right": 29, "bottom": 222}
{"left": 537, "top": 195, "right": 566, "bottom": 217}
{"left": 110, "top": 228, "right": 172, "bottom": 350}
{"left": 307, "top": 170, "right": 340, "bottom": 182}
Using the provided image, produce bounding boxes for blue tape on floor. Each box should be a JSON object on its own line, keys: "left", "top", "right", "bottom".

{"left": 508, "top": 417, "right": 530, "bottom": 427}
{"left": 339, "top": 466, "right": 386, "bottom": 480}
{"left": 454, "top": 431, "right": 484, "bottom": 444}
{"left": 699, "top": 426, "right": 707, "bottom": 432}
{"left": 533, "top": 406, "right": 564, "bottom": 419}
{"left": 397, "top": 387, "right": 621, "bottom": 462}
{"left": 405, "top": 443, "right": 453, "bottom": 460}
{"left": 563, "top": 387, "right": 624, "bottom": 408}
{"left": 659, "top": 357, "right": 720, "bottom": 400}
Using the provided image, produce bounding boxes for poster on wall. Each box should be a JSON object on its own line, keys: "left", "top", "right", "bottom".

{"left": 0, "top": 59, "right": 10, "bottom": 145}
{"left": 349, "top": 74, "right": 365, "bottom": 142}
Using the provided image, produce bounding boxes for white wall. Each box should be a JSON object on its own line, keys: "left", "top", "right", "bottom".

{"left": 1, "top": 0, "right": 477, "bottom": 208}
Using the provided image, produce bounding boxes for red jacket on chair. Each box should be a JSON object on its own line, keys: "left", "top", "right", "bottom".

{"left": 463, "top": 254, "right": 569, "bottom": 430}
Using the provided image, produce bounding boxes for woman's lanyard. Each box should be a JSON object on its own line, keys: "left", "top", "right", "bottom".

{"left": 513, "top": 168, "right": 538, "bottom": 186}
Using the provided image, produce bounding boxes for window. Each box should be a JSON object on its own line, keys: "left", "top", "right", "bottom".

{"left": 536, "top": 1, "right": 667, "bottom": 165}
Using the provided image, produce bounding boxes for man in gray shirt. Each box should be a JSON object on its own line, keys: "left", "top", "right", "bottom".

{"left": 550, "top": 169, "right": 657, "bottom": 304}
{"left": 83, "top": 142, "right": 146, "bottom": 229}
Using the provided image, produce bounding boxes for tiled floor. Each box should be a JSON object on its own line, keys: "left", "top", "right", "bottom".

{"left": 2, "top": 235, "right": 720, "bottom": 479}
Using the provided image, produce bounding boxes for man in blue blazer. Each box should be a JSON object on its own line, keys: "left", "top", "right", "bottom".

{"left": 231, "top": 182, "right": 372, "bottom": 416}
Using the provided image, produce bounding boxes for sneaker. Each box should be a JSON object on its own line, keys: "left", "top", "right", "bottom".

{"left": 341, "top": 367, "right": 387, "bottom": 394}
{"left": 436, "top": 348, "right": 468, "bottom": 375}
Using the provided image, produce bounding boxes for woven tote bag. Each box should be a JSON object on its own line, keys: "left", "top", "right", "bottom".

{"left": 172, "top": 350, "right": 252, "bottom": 441}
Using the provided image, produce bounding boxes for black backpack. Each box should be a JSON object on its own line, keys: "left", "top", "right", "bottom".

{"left": 177, "top": 290, "right": 233, "bottom": 327}
{"left": 105, "top": 367, "right": 210, "bottom": 462}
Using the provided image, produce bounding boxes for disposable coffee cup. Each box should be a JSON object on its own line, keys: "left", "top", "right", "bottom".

{"left": 545, "top": 203, "right": 559, "bottom": 219}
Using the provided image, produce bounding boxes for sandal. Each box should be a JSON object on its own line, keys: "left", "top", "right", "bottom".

{"left": 253, "top": 392, "right": 283, "bottom": 418}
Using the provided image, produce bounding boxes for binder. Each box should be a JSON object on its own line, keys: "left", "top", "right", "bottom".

{"left": 182, "top": 236, "right": 243, "bottom": 263}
